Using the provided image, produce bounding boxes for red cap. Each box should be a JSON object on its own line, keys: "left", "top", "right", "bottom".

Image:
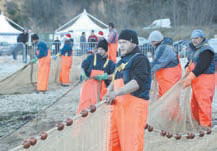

{"left": 65, "top": 34, "right": 71, "bottom": 39}
{"left": 98, "top": 31, "right": 104, "bottom": 36}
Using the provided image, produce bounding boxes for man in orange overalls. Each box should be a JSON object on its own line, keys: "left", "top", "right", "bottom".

{"left": 183, "top": 29, "right": 216, "bottom": 127}
{"left": 104, "top": 29, "right": 151, "bottom": 151}
{"left": 77, "top": 39, "right": 115, "bottom": 113}
{"left": 107, "top": 22, "right": 118, "bottom": 63}
{"left": 31, "top": 34, "right": 51, "bottom": 93}
{"left": 148, "top": 31, "right": 182, "bottom": 97}
{"left": 59, "top": 34, "right": 73, "bottom": 87}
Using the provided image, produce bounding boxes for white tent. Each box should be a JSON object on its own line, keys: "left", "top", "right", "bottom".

{"left": 144, "top": 18, "right": 171, "bottom": 30}
{"left": 55, "top": 9, "right": 109, "bottom": 42}
{"left": 0, "top": 12, "right": 23, "bottom": 43}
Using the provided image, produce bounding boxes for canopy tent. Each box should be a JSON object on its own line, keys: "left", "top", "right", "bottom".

{"left": 55, "top": 9, "right": 109, "bottom": 42}
{"left": 144, "top": 18, "right": 171, "bottom": 30}
{"left": 0, "top": 12, "right": 24, "bottom": 43}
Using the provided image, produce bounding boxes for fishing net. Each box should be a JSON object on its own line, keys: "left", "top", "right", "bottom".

{"left": 6, "top": 77, "right": 217, "bottom": 151}
{"left": 8, "top": 74, "right": 217, "bottom": 151}
{"left": 148, "top": 75, "right": 201, "bottom": 133}
{"left": 144, "top": 70, "right": 217, "bottom": 151}
{"left": 2, "top": 55, "right": 217, "bottom": 151}
{"left": 148, "top": 70, "right": 217, "bottom": 135}
{"left": 10, "top": 103, "right": 111, "bottom": 151}
{"left": 0, "top": 57, "right": 81, "bottom": 95}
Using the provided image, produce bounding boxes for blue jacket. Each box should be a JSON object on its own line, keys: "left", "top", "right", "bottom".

{"left": 82, "top": 53, "right": 115, "bottom": 85}
{"left": 36, "top": 41, "right": 48, "bottom": 59}
{"left": 188, "top": 40, "right": 215, "bottom": 74}
{"left": 60, "top": 42, "right": 73, "bottom": 56}
{"left": 115, "top": 46, "right": 151, "bottom": 100}
{"left": 151, "top": 37, "right": 179, "bottom": 73}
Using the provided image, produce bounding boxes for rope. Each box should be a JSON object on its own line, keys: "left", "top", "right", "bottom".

{"left": 0, "top": 62, "right": 31, "bottom": 83}
{"left": 10, "top": 99, "right": 108, "bottom": 151}
{"left": 145, "top": 123, "right": 217, "bottom": 139}
{"left": 30, "top": 63, "right": 37, "bottom": 91}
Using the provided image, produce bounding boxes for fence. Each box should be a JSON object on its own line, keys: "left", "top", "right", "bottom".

{"left": 0, "top": 40, "right": 191, "bottom": 63}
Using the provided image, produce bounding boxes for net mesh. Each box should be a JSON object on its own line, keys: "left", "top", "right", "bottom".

{"left": 11, "top": 104, "right": 111, "bottom": 151}
{"left": 148, "top": 74, "right": 212, "bottom": 134}
{"left": 0, "top": 57, "right": 81, "bottom": 95}
{"left": 144, "top": 73, "right": 217, "bottom": 151}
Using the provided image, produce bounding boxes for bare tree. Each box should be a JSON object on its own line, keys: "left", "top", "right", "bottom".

{"left": 6, "top": 0, "right": 216, "bottom": 31}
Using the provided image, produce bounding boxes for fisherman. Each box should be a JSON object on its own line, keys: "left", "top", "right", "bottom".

{"left": 31, "top": 34, "right": 51, "bottom": 93}
{"left": 77, "top": 39, "right": 115, "bottom": 113}
{"left": 183, "top": 29, "right": 215, "bottom": 127}
{"left": 104, "top": 29, "right": 151, "bottom": 151}
{"left": 148, "top": 30, "right": 182, "bottom": 97}
{"left": 59, "top": 34, "right": 73, "bottom": 86}
{"left": 107, "top": 22, "right": 118, "bottom": 63}
{"left": 88, "top": 30, "right": 98, "bottom": 51}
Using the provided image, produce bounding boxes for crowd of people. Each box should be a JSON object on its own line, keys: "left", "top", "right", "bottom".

{"left": 19, "top": 22, "right": 215, "bottom": 151}
{"left": 77, "top": 27, "right": 216, "bottom": 151}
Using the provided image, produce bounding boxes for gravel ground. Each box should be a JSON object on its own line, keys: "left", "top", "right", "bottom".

{"left": 0, "top": 55, "right": 81, "bottom": 150}
{"left": 0, "top": 82, "right": 81, "bottom": 151}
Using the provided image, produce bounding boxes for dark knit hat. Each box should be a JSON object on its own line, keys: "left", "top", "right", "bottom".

{"left": 118, "top": 29, "right": 138, "bottom": 44}
{"left": 32, "top": 34, "right": 39, "bottom": 40}
{"left": 97, "top": 39, "right": 108, "bottom": 52}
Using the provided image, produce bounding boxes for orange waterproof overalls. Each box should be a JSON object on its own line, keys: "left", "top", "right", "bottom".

{"left": 37, "top": 50, "right": 51, "bottom": 91}
{"left": 187, "top": 43, "right": 216, "bottom": 127}
{"left": 156, "top": 56, "right": 182, "bottom": 97}
{"left": 77, "top": 54, "right": 109, "bottom": 113}
{"left": 108, "top": 31, "right": 118, "bottom": 63}
{"left": 109, "top": 62, "right": 149, "bottom": 151}
{"left": 59, "top": 54, "right": 73, "bottom": 85}
{"left": 189, "top": 63, "right": 215, "bottom": 127}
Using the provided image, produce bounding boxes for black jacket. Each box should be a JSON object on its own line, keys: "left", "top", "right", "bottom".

{"left": 17, "top": 33, "right": 28, "bottom": 44}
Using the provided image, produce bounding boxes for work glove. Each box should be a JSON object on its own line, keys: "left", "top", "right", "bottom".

{"left": 182, "top": 72, "right": 196, "bottom": 88}
{"left": 30, "top": 57, "right": 38, "bottom": 64}
{"left": 54, "top": 53, "right": 60, "bottom": 60}
{"left": 80, "top": 70, "right": 88, "bottom": 81}
{"left": 52, "top": 53, "right": 60, "bottom": 60}
{"left": 94, "top": 73, "right": 109, "bottom": 81}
